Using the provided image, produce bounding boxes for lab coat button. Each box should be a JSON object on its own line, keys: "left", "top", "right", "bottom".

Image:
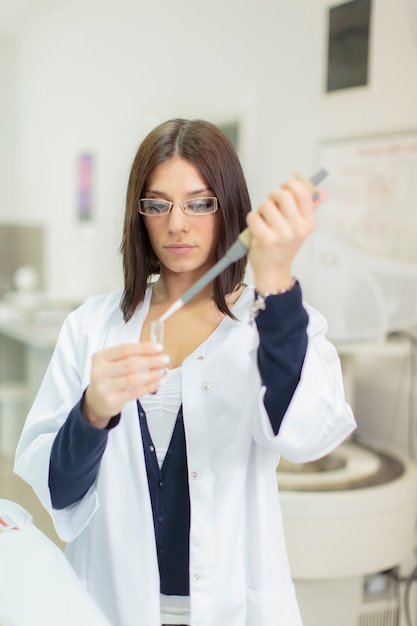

{"left": 192, "top": 573, "right": 200, "bottom": 581}
{"left": 197, "top": 355, "right": 204, "bottom": 361}
{"left": 191, "top": 471, "right": 198, "bottom": 479}
{"left": 202, "top": 383, "right": 215, "bottom": 391}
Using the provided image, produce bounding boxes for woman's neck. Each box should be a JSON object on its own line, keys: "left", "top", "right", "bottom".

{"left": 151, "top": 272, "right": 213, "bottom": 306}
{"left": 150, "top": 274, "right": 245, "bottom": 312}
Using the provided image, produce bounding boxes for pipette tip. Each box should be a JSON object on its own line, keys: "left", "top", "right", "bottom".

{"left": 158, "top": 299, "right": 184, "bottom": 323}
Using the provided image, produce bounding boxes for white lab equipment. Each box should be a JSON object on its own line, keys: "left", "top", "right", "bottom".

{"left": 277, "top": 441, "right": 417, "bottom": 626}
{"left": 0, "top": 499, "right": 112, "bottom": 626}
{"left": 298, "top": 231, "right": 417, "bottom": 342}
{"left": 281, "top": 229, "right": 417, "bottom": 626}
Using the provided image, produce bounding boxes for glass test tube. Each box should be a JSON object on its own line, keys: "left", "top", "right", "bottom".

{"left": 150, "top": 319, "right": 164, "bottom": 347}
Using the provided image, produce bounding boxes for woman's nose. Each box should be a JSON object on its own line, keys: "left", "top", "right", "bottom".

{"left": 167, "top": 203, "right": 189, "bottom": 232}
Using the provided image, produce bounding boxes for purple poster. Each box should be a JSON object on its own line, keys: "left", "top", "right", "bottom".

{"left": 78, "top": 153, "right": 93, "bottom": 221}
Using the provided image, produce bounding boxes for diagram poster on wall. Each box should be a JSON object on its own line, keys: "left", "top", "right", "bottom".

{"left": 318, "top": 131, "right": 417, "bottom": 263}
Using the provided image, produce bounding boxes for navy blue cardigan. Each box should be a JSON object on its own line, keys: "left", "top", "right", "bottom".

{"left": 49, "top": 284, "right": 308, "bottom": 595}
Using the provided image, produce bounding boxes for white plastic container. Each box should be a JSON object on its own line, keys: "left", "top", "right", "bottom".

{"left": 0, "top": 499, "right": 112, "bottom": 626}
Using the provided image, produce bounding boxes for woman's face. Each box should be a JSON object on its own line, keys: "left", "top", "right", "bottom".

{"left": 142, "top": 157, "right": 219, "bottom": 279}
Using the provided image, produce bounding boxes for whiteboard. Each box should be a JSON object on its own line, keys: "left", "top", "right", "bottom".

{"left": 317, "top": 131, "right": 417, "bottom": 264}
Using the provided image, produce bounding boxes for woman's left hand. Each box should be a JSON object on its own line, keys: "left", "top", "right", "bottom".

{"left": 246, "top": 178, "right": 326, "bottom": 294}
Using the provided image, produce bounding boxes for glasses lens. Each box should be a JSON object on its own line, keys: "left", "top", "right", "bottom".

{"left": 184, "top": 197, "right": 218, "bottom": 215}
{"left": 139, "top": 199, "right": 170, "bottom": 216}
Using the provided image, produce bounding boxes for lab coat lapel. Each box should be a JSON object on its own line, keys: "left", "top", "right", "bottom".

{"left": 105, "top": 287, "right": 152, "bottom": 347}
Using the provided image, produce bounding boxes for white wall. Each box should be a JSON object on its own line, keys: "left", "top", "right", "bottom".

{"left": 0, "top": 35, "right": 17, "bottom": 220}
{"left": 1, "top": 0, "right": 417, "bottom": 302}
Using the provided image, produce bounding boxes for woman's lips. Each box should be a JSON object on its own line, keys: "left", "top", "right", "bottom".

{"left": 165, "top": 244, "right": 195, "bottom": 255}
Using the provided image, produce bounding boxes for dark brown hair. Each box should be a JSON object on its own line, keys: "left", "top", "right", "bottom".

{"left": 120, "top": 118, "right": 251, "bottom": 321}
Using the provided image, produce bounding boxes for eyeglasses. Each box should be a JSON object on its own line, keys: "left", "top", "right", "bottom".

{"left": 138, "top": 197, "right": 218, "bottom": 217}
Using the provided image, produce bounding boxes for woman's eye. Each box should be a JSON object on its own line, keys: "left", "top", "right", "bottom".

{"left": 189, "top": 199, "right": 211, "bottom": 212}
{"left": 149, "top": 204, "right": 163, "bottom": 214}
{"left": 145, "top": 201, "right": 168, "bottom": 214}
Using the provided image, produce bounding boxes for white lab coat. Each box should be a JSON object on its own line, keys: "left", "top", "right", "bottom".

{"left": 14, "top": 285, "right": 356, "bottom": 626}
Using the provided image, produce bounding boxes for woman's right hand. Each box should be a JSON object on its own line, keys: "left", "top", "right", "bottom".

{"left": 83, "top": 343, "right": 170, "bottom": 429}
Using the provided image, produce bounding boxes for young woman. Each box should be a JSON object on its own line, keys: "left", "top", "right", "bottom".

{"left": 15, "top": 118, "right": 356, "bottom": 626}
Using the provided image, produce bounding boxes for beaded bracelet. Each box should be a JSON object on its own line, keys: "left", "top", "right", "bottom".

{"left": 250, "top": 277, "right": 298, "bottom": 318}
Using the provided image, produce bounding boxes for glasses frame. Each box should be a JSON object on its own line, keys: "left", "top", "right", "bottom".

{"left": 138, "top": 196, "right": 218, "bottom": 217}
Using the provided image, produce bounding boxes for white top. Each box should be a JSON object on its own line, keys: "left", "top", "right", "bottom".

{"left": 160, "top": 594, "right": 190, "bottom": 624}
{"left": 140, "top": 367, "right": 182, "bottom": 469}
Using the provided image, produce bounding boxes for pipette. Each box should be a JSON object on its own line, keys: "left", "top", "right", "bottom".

{"left": 158, "top": 168, "right": 328, "bottom": 323}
